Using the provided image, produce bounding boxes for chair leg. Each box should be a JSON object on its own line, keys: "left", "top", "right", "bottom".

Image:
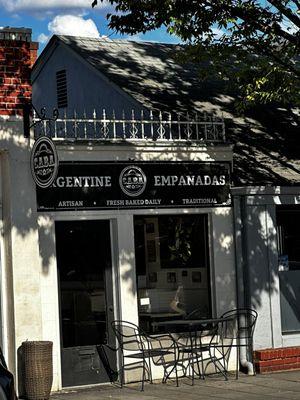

{"left": 162, "top": 367, "right": 169, "bottom": 384}
{"left": 148, "top": 357, "right": 153, "bottom": 384}
{"left": 218, "top": 360, "right": 228, "bottom": 381}
{"left": 236, "top": 345, "right": 239, "bottom": 380}
{"left": 141, "top": 358, "right": 147, "bottom": 391}
{"left": 162, "top": 369, "right": 165, "bottom": 384}
{"left": 192, "top": 353, "right": 195, "bottom": 386}
{"left": 120, "top": 354, "right": 124, "bottom": 388}
{"left": 209, "top": 353, "right": 228, "bottom": 381}
{"left": 175, "top": 362, "right": 179, "bottom": 387}
{"left": 162, "top": 363, "right": 177, "bottom": 386}
{"left": 200, "top": 353, "right": 205, "bottom": 380}
{"left": 194, "top": 353, "right": 203, "bottom": 380}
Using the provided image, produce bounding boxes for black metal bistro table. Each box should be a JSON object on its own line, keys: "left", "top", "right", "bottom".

{"left": 152, "top": 317, "right": 230, "bottom": 384}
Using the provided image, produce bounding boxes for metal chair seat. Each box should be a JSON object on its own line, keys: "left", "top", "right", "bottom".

{"left": 111, "top": 320, "right": 179, "bottom": 390}
{"left": 126, "top": 348, "right": 174, "bottom": 358}
{"left": 179, "top": 345, "right": 210, "bottom": 354}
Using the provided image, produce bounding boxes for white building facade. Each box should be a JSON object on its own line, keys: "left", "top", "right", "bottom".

{"left": 0, "top": 31, "right": 299, "bottom": 394}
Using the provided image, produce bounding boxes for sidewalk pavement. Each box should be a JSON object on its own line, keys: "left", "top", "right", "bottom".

{"left": 50, "top": 371, "right": 300, "bottom": 400}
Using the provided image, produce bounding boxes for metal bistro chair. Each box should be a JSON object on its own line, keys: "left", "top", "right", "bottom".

{"left": 178, "top": 307, "right": 212, "bottom": 383}
{"left": 111, "top": 320, "right": 179, "bottom": 390}
{"left": 220, "top": 308, "right": 258, "bottom": 379}
{"left": 205, "top": 316, "right": 236, "bottom": 380}
{"left": 177, "top": 322, "right": 218, "bottom": 385}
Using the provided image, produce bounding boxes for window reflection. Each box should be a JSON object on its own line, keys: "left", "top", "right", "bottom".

{"left": 134, "top": 214, "right": 211, "bottom": 333}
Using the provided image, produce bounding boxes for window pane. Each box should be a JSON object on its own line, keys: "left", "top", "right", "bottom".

{"left": 277, "top": 207, "right": 300, "bottom": 270}
{"left": 158, "top": 215, "right": 208, "bottom": 269}
{"left": 134, "top": 214, "right": 211, "bottom": 333}
{"left": 277, "top": 206, "right": 300, "bottom": 333}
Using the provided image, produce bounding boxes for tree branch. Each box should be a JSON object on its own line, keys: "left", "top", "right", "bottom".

{"left": 256, "top": 46, "right": 300, "bottom": 78}
{"left": 267, "top": 0, "right": 300, "bottom": 29}
{"left": 202, "top": 0, "right": 299, "bottom": 47}
{"left": 292, "top": 0, "right": 300, "bottom": 9}
{"left": 229, "top": 4, "right": 299, "bottom": 46}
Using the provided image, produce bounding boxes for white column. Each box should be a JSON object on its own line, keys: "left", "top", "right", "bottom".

{"left": 116, "top": 214, "right": 138, "bottom": 324}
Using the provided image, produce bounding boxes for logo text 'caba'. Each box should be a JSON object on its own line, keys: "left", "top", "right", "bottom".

{"left": 119, "top": 166, "right": 147, "bottom": 197}
{"left": 31, "top": 136, "right": 59, "bottom": 188}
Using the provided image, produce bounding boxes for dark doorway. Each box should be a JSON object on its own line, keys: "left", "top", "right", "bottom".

{"left": 55, "top": 220, "right": 117, "bottom": 387}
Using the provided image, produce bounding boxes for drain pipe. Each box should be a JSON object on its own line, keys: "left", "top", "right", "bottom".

{"left": 240, "top": 346, "right": 254, "bottom": 375}
{"left": 232, "top": 193, "right": 254, "bottom": 375}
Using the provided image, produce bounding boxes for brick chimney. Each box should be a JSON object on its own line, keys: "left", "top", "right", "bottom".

{"left": 0, "top": 27, "right": 39, "bottom": 117}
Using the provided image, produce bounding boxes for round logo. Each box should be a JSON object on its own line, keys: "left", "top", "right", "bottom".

{"left": 119, "top": 166, "right": 147, "bottom": 197}
{"left": 30, "top": 136, "right": 59, "bottom": 188}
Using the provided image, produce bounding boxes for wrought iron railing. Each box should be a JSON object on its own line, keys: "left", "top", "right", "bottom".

{"left": 32, "top": 108, "right": 226, "bottom": 143}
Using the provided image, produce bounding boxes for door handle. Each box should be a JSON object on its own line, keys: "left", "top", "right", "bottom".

{"left": 108, "top": 306, "right": 113, "bottom": 312}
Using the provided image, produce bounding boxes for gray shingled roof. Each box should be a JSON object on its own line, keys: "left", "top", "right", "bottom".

{"left": 58, "top": 35, "right": 225, "bottom": 114}
{"left": 35, "top": 35, "right": 300, "bottom": 186}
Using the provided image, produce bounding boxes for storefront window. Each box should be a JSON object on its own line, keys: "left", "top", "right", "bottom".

{"left": 277, "top": 207, "right": 300, "bottom": 271}
{"left": 277, "top": 207, "right": 300, "bottom": 333}
{"left": 134, "top": 214, "right": 211, "bottom": 333}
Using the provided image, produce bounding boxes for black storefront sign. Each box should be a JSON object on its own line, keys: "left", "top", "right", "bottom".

{"left": 36, "top": 161, "right": 231, "bottom": 211}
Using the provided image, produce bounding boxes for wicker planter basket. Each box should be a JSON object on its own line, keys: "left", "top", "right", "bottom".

{"left": 22, "top": 341, "right": 53, "bottom": 400}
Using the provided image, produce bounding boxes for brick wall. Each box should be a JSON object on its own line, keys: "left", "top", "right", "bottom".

{"left": 0, "top": 27, "right": 38, "bottom": 117}
{"left": 254, "top": 347, "right": 300, "bottom": 373}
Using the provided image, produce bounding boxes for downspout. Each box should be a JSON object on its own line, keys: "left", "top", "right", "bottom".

{"left": 233, "top": 193, "right": 254, "bottom": 375}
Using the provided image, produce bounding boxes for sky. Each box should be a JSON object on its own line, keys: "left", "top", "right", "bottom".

{"left": 0, "top": 0, "right": 180, "bottom": 53}
{"left": 1, "top": 1, "right": 296, "bottom": 54}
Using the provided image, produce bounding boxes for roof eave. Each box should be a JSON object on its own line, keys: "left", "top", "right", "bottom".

{"left": 31, "top": 35, "right": 60, "bottom": 83}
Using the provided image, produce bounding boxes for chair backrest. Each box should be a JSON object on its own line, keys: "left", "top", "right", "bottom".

{"left": 111, "top": 320, "right": 144, "bottom": 352}
{"left": 220, "top": 308, "right": 258, "bottom": 341}
{"left": 216, "top": 316, "right": 236, "bottom": 359}
{"left": 197, "top": 323, "right": 219, "bottom": 348}
{"left": 204, "top": 316, "right": 236, "bottom": 369}
{"left": 185, "top": 307, "right": 207, "bottom": 320}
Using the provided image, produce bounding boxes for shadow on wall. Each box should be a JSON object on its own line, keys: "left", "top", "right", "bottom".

{"left": 0, "top": 118, "right": 56, "bottom": 276}
{"left": 5, "top": 35, "right": 300, "bottom": 350}
{"left": 1, "top": 116, "right": 298, "bottom": 326}
{"left": 212, "top": 203, "right": 279, "bottom": 322}
{"left": 3, "top": 115, "right": 300, "bottom": 384}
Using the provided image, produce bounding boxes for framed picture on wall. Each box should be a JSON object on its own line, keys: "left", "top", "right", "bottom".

{"left": 146, "top": 223, "right": 155, "bottom": 234}
{"left": 192, "top": 271, "right": 201, "bottom": 283}
{"left": 148, "top": 272, "right": 157, "bottom": 283}
{"left": 167, "top": 272, "right": 177, "bottom": 283}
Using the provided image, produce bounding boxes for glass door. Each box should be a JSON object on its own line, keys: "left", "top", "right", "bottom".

{"left": 55, "top": 220, "right": 117, "bottom": 387}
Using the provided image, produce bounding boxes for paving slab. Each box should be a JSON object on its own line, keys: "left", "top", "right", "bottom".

{"left": 50, "top": 372, "right": 300, "bottom": 400}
